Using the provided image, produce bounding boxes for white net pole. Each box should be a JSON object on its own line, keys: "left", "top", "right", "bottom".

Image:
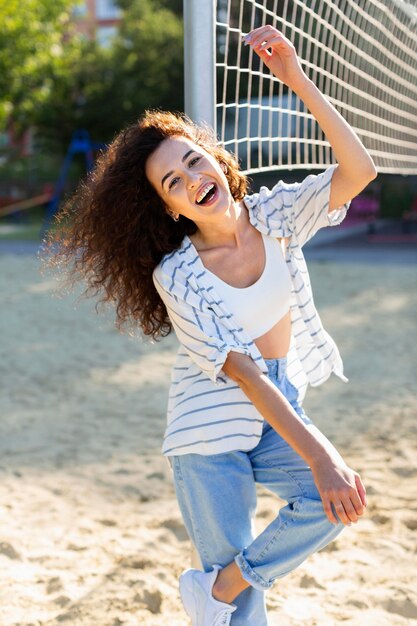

{"left": 215, "top": 0, "right": 417, "bottom": 175}
{"left": 183, "top": 0, "right": 216, "bottom": 127}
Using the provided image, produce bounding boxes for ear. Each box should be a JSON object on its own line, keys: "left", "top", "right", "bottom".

{"left": 220, "top": 161, "right": 228, "bottom": 174}
{"left": 167, "top": 210, "right": 180, "bottom": 222}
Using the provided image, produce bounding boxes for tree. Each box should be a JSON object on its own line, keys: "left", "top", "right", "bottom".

{"left": 111, "top": 0, "right": 184, "bottom": 124}
{"left": 2, "top": 0, "right": 184, "bottom": 151}
{"left": 0, "top": 0, "right": 76, "bottom": 134}
{"left": 0, "top": 0, "right": 183, "bottom": 150}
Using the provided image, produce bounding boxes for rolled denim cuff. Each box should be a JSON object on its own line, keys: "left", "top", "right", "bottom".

{"left": 234, "top": 551, "right": 272, "bottom": 591}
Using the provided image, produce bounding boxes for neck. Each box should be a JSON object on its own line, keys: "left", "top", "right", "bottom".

{"left": 192, "top": 199, "right": 249, "bottom": 250}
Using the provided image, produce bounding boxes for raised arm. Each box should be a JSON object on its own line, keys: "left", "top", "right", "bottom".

{"left": 244, "top": 26, "right": 377, "bottom": 210}
{"left": 223, "top": 351, "right": 367, "bottom": 526}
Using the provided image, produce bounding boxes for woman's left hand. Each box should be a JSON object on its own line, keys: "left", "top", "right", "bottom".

{"left": 310, "top": 457, "right": 367, "bottom": 526}
{"left": 243, "top": 26, "right": 308, "bottom": 93}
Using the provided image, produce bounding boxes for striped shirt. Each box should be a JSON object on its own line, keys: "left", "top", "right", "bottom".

{"left": 153, "top": 164, "right": 350, "bottom": 456}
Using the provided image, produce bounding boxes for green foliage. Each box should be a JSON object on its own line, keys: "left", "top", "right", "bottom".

{"left": 0, "top": 0, "right": 76, "bottom": 132}
{"left": 0, "top": 0, "right": 183, "bottom": 151}
{"left": 0, "top": 149, "right": 82, "bottom": 187}
{"left": 112, "top": 1, "right": 184, "bottom": 119}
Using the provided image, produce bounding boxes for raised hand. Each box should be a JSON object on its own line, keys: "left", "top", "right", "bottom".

{"left": 243, "top": 25, "right": 308, "bottom": 93}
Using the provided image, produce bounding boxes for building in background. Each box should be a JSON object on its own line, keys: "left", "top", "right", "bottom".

{"left": 72, "top": 0, "right": 122, "bottom": 47}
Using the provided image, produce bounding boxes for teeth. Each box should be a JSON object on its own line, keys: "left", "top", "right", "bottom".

{"left": 196, "top": 183, "right": 215, "bottom": 204}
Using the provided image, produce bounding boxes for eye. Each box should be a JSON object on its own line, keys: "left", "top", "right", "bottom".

{"left": 168, "top": 176, "right": 180, "bottom": 190}
{"left": 189, "top": 156, "right": 202, "bottom": 167}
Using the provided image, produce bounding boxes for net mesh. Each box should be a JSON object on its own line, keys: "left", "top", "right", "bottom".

{"left": 216, "top": 0, "right": 417, "bottom": 174}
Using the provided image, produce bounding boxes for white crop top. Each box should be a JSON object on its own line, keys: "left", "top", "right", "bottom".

{"left": 205, "top": 234, "right": 292, "bottom": 339}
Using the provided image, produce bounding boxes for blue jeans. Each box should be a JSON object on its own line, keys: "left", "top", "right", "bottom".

{"left": 169, "top": 356, "right": 344, "bottom": 625}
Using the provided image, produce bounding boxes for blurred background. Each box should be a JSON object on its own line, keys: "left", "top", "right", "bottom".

{"left": 0, "top": 0, "right": 184, "bottom": 239}
{"left": 0, "top": 0, "right": 416, "bottom": 242}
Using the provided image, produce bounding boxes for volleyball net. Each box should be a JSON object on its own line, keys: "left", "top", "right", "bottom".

{"left": 184, "top": 0, "right": 417, "bottom": 175}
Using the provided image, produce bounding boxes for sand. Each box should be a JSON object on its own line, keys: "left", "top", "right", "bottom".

{"left": 1, "top": 250, "right": 416, "bottom": 626}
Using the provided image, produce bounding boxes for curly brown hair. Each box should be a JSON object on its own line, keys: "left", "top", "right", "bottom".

{"left": 42, "top": 110, "right": 248, "bottom": 339}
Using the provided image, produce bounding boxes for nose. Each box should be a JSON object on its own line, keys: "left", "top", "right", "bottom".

{"left": 186, "top": 170, "right": 201, "bottom": 189}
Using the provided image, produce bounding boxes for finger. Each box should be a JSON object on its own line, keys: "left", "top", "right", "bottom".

{"left": 246, "top": 35, "right": 284, "bottom": 50}
{"left": 355, "top": 474, "right": 367, "bottom": 507}
{"left": 341, "top": 498, "right": 359, "bottom": 523}
{"left": 252, "top": 45, "right": 275, "bottom": 63}
{"left": 248, "top": 38, "right": 286, "bottom": 66}
{"left": 243, "top": 25, "right": 279, "bottom": 40}
{"left": 350, "top": 490, "right": 365, "bottom": 517}
{"left": 243, "top": 27, "right": 283, "bottom": 47}
{"left": 243, "top": 34, "right": 270, "bottom": 48}
{"left": 322, "top": 498, "right": 339, "bottom": 525}
{"left": 258, "top": 36, "right": 286, "bottom": 51}
{"left": 252, "top": 48, "right": 270, "bottom": 64}
{"left": 332, "top": 501, "right": 350, "bottom": 526}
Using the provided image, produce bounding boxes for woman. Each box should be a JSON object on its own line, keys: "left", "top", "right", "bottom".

{"left": 46, "top": 26, "right": 376, "bottom": 626}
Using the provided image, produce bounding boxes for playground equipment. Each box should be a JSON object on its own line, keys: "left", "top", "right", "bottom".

{"left": 42, "top": 130, "right": 105, "bottom": 232}
{"left": 0, "top": 130, "right": 105, "bottom": 233}
{"left": 0, "top": 131, "right": 104, "bottom": 228}
{"left": 0, "top": 192, "right": 52, "bottom": 219}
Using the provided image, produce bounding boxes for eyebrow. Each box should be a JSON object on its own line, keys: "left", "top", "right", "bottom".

{"left": 161, "top": 149, "right": 196, "bottom": 189}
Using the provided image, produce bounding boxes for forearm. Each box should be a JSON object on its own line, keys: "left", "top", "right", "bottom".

{"left": 293, "top": 76, "right": 376, "bottom": 180}
{"left": 245, "top": 374, "right": 342, "bottom": 465}
{"left": 224, "top": 356, "right": 342, "bottom": 468}
{"left": 246, "top": 26, "right": 376, "bottom": 182}
{"left": 223, "top": 352, "right": 366, "bottom": 525}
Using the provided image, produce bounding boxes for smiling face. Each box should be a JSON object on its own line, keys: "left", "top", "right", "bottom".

{"left": 145, "top": 136, "right": 233, "bottom": 226}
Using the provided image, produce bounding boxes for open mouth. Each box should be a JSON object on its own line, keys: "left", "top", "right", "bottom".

{"left": 195, "top": 183, "right": 217, "bottom": 205}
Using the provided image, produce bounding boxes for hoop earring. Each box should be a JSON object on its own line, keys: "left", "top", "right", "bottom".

{"left": 169, "top": 212, "right": 179, "bottom": 222}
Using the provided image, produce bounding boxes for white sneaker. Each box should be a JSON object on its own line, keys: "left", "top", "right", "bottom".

{"left": 179, "top": 564, "right": 237, "bottom": 626}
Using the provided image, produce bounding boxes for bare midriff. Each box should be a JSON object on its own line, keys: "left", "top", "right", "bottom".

{"left": 254, "top": 308, "right": 292, "bottom": 359}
